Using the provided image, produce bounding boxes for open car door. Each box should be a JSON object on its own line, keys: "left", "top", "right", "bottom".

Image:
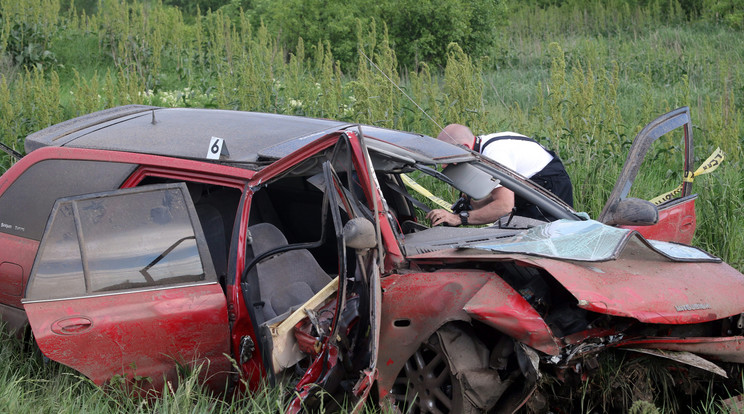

{"left": 599, "top": 107, "right": 698, "bottom": 244}
{"left": 241, "top": 131, "right": 381, "bottom": 411}
{"left": 286, "top": 154, "right": 382, "bottom": 411}
{"left": 23, "top": 183, "right": 232, "bottom": 392}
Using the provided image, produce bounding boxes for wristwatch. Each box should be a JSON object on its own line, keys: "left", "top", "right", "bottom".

{"left": 459, "top": 211, "right": 469, "bottom": 226}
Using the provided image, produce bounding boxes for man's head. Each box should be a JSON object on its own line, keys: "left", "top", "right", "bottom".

{"left": 437, "top": 124, "right": 476, "bottom": 150}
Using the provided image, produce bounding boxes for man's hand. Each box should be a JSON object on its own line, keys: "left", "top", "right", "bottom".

{"left": 426, "top": 187, "right": 515, "bottom": 227}
{"left": 426, "top": 209, "right": 460, "bottom": 227}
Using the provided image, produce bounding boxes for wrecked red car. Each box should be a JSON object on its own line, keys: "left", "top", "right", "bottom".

{"left": 0, "top": 105, "right": 741, "bottom": 411}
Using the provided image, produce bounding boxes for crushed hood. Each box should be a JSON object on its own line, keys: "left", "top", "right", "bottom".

{"left": 524, "top": 248, "right": 744, "bottom": 323}
{"left": 406, "top": 220, "right": 744, "bottom": 324}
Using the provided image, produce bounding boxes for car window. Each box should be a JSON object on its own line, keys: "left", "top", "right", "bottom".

{"left": 26, "top": 184, "right": 211, "bottom": 301}
{"left": 24, "top": 203, "right": 87, "bottom": 300}
{"left": 0, "top": 160, "right": 136, "bottom": 241}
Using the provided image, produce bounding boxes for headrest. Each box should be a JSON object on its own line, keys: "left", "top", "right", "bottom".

{"left": 247, "top": 223, "right": 288, "bottom": 257}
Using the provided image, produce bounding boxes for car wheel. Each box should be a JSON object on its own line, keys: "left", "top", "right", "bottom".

{"left": 391, "top": 327, "right": 476, "bottom": 414}
{"left": 391, "top": 321, "right": 533, "bottom": 413}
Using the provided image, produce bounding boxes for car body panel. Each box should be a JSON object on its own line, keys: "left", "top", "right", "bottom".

{"left": 528, "top": 256, "right": 744, "bottom": 323}
{"left": 374, "top": 270, "right": 561, "bottom": 396}
{"left": 25, "top": 283, "right": 232, "bottom": 390}
{"left": 25, "top": 105, "right": 466, "bottom": 166}
{"left": 0, "top": 234, "right": 38, "bottom": 309}
{"left": 23, "top": 184, "right": 232, "bottom": 391}
{"left": 622, "top": 195, "right": 696, "bottom": 244}
{"left": 462, "top": 275, "right": 562, "bottom": 354}
{"left": 616, "top": 336, "right": 744, "bottom": 364}
{"left": 408, "top": 245, "right": 744, "bottom": 325}
{"left": 25, "top": 105, "right": 349, "bottom": 163}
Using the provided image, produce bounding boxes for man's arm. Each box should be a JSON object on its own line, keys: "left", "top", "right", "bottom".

{"left": 426, "top": 186, "right": 515, "bottom": 226}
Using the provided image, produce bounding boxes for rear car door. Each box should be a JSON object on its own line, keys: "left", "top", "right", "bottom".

{"left": 599, "top": 107, "right": 697, "bottom": 244}
{"left": 23, "top": 183, "right": 232, "bottom": 391}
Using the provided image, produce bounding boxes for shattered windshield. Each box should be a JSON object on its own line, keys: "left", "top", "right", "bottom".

{"left": 467, "top": 219, "right": 718, "bottom": 262}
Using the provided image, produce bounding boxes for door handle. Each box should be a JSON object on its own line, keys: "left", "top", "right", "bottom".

{"left": 51, "top": 317, "right": 93, "bottom": 335}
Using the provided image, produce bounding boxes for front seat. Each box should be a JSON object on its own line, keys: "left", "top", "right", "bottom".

{"left": 247, "top": 223, "right": 332, "bottom": 321}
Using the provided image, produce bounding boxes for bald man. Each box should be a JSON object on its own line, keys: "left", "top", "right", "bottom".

{"left": 426, "top": 124, "right": 573, "bottom": 226}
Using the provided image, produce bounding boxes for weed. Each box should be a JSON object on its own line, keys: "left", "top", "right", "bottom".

{"left": 0, "top": 1, "right": 743, "bottom": 409}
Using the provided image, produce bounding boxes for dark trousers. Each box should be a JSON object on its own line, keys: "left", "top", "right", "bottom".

{"left": 515, "top": 155, "right": 573, "bottom": 221}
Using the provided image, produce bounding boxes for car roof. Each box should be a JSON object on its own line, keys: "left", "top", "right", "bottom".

{"left": 25, "top": 105, "right": 470, "bottom": 165}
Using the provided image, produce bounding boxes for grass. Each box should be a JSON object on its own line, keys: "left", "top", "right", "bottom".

{"left": 1, "top": 0, "right": 743, "bottom": 412}
{"left": 0, "top": 326, "right": 293, "bottom": 413}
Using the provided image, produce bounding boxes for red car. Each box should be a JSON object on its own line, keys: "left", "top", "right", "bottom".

{"left": 0, "top": 105, "right": 740, "bottom": 412}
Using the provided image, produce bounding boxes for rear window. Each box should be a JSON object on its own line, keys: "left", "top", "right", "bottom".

{"left": 0, "top": 160, "right": 136, "bottom": 240}
{"left": 26, "top": 183, "right": 212, "bottom": 301}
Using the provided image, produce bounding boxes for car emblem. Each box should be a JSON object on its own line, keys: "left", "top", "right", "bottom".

{"left": 675, "top": 303, "right": 712, "bottom": 312}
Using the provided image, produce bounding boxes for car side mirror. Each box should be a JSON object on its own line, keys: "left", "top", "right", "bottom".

{"left": 343, "top": 218, "right": 377, "bottom": 250}
{"left": 602, "top": 197, "right": 659, "bottom": 226}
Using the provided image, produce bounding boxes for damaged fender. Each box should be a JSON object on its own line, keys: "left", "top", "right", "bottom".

{"left": 376, "top": 271, "right": 559, "bottom": 398}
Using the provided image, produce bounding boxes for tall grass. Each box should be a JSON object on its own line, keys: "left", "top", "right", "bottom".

{"left": 0, "top": 325, "right": 295, "bottom": 413}
{"left": 1, "top": 1, "right": 743, "bottom": 411}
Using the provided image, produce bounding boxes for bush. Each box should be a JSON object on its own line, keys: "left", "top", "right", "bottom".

{"left": 250, "top": 0, "right": 365, "bottom": 71}
{"left": 163, "top": 0, "right": 230, "bottom": 14}
{"left": 3, "top": 21, "right": 57, "bottom": 70}
{"left": 704, "top": 0, "right": 744, "bottom": 29}
{"left": 378, "top": 0, "right": 506, "bottom": 69}
{"left": 241, "top": 0, "right": 507, "bottom": 71}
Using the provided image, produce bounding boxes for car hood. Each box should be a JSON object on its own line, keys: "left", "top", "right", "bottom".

{"left": 405, "top": 220, "right": 744, "bottom": 324}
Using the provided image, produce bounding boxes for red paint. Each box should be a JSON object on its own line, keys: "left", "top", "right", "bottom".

{"left": 623, "top": 197, "right": 696, "bottom": 244}
{"left": 7, "top": 108, "right": 744, "bottom": 413}
{"left": 0, "top": 234, "right": 38, "bottom": 311}
{"left": 463, "top": 276, "right": 561, "bottom": 355}
{"left": 25, "top": 283, "right": 231, "bottom": 392}
{"left": 287, "top": 342, "right": 341, "bottom": 412}
{"left": 375, "top": 270, "right": 561, "bottom": 397}
{"left": 527, "top": 256, "right": 744, "bottom": 323}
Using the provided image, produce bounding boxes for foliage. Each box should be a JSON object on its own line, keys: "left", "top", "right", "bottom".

{"left": 248, "top": 0, "right": 366, "bottom": 72}
{"left": 59, "top": 0, "right": 98, "bottom": 16}
{"left": 0, "top": 0, "right": 743, "bottom": 410}
{"left": 164, "top": 0, "right": 230, "bottom": 15}
{"left": 238, "top": 0, "right": 506, "bottom": 70}
{"left": 376, "top": 0, "right": 506, "bottom": 69}
{"left": 0, "top": 0, "right": 60, "bottom": 70}
{"left": 0, "top": 0, "right": 742, "bottom": 265}
{"left": 352, "top": 20, "right": 401, "bottom": 128}
{"left": 540, "top": 350, "right": 738, "bottom": 413}
{"left": 2, "top": 21, "right": 58, "bottom": 70}
{"left": 704, "top": 0, "right": 744, "bottom": 29}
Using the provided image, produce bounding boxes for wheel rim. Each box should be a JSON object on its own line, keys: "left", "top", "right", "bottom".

{"left": 391, "top": 335, "right": 464, "bottom": 414}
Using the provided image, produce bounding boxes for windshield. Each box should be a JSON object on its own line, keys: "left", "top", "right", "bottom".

{"left": 468, "top": 219, "right": 718, "bottom": 262}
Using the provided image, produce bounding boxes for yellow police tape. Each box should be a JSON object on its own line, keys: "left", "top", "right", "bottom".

{"left": 401, "top": 174, "right": 452, "bottom": 211}
{"left": 649, "top": 147, "right": 725, "bottom": 206}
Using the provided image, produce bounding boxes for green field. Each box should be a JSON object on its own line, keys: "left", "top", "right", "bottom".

{"left": 1, "top": 0, "right": 743, "bottom": 411}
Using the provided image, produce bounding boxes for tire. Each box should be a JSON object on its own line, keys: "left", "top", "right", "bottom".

{"left": 390, "top": 326, "right": 477, "bottom": 414}
{"left": 390, "top": 322, "right": 528, "bottom": 414}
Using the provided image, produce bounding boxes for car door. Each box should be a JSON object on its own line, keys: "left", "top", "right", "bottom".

{"left": 286, "top": 156, "right": 382, "bottom": 411}
{"left": 23, "top": 183, "right": 232, "bottom": 392}
{"left": 243, "top": 131, "right": 382, "bottom": 409}
{"left": 598, "top": 107, "right": 697, "bottom": 244}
